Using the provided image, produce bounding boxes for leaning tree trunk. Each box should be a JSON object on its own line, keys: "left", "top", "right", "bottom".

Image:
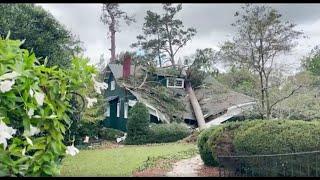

{"left": 185, "top": 81, "right": 206, "bottom": 130}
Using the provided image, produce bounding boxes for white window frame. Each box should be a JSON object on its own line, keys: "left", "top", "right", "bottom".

{"left": 110, "top": 80, "right": 115, "bottom": 91}
{"left": 166, "top": 78, "right": 184, "bottom": 88}
{"left": 124, "top": 102, "right": 128, "bottom": 119}
{"left": 116, "top": 101, "right": 120, "bottom": 117}
{"left": 106, "top": 103, "right": 110, "bottom": 117}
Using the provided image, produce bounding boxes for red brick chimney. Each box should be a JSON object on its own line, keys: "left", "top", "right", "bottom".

{"left": 123, "top": 55, "right": 131, "bottom": 79}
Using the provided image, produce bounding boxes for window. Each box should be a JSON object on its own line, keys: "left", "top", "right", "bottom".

{"left": 106, "top": 103, "right": 110, "bottom": 117}
{"left": 167, "top": 78, "right": 175, "bottom": 87}
{"left": 110, "top": 80, "right": 115, "bottom": 91}
{"left": 116, "top": 101, "right": 120, "bottom": 117}
{"left": 124, "top": 102, "right": 128, "bottom": 119}
{"left": 166, "top": 78, "right": 184, "bottom": 88}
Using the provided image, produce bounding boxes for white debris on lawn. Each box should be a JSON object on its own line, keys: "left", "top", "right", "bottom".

{"left": 116, "top": 133, "right": 127, "bottom": 143}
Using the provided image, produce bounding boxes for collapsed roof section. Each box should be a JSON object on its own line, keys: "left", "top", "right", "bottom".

{"left": 106, "top": 62, "right": 255, "bottom": 124}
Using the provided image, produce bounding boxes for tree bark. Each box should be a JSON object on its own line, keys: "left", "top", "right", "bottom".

{"left": 185, "top": 81, "right": 206, "bottom": 130}
{"left": 258, "top": 71, "right": 265, "bottom": 119}
{"left": 165, "top": 22, "right": 175, "bottom": 67}
{"left": 157, "top": 33, "right": 162, "bottom": 67}
{"left": 265, "top": 76, "right": 271, "bottom": 119}
{"left": 108, "top": 12, "right": 116, "bottom": 63}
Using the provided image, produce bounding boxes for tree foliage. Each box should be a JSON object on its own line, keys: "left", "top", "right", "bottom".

{"left": 132, "top": 4, "right": 197, "bottom": 67}
{"left": 216, "top": 67, "right": 259, "bottom": 97}
{"left": 0, "top": 4, "right": 83, "bottom": 68}
{"left": 219, "top": 4, "right": 303, "bottom": 119}
{"left": 184, "top": 48, "right": 218, "bottom": 88}
{"left": 302, "top": 45, "right": 320, "bottom": 76}
{"left": 0, "top": 36, "right": 103, "bottom": 176}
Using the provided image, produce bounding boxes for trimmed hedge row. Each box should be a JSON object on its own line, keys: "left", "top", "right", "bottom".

{"left": 125, "top": 122, "right": 191, "bottom": 145}
{"left": 98, "top": 127, "right": 125, "bottom": 141}
{"left": 197, "top": 120, "right": 320, "bottom": 176}
{"left": 125, "top": 102, "right": 191, "bottom": 145}
{"left": 147, "top": 122, "right": 191, "bottom": 143}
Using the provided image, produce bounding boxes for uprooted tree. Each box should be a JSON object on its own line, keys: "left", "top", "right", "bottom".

{"left": 184, "top": 48, "right": 217, "bottom": 129}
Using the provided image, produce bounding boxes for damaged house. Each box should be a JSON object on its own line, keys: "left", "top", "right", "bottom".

{"left": 103, "top": 56, "right": 256, "bottom": 132}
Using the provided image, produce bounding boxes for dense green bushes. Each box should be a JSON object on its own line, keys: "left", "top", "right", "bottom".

{"left": 125, "top": 102, "right": 191, "bottom": 145}
{"left": 197, "top": 127, "right": 219, "bottom": 166}
{"left": 125, "top": 102, "right": 150, "bottom": 145}
{"left": 197, "top": 120, "right": 320, "bottom": 176}
{"left": 147, "top": 123, "right": 191, "bottom": 143}
{"left": 98, "top": 127, "right": 125, "bottom": 141}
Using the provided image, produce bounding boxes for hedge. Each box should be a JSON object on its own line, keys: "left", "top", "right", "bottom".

{"left": 147, "top": 122, "right": 191, "bottom": 143}
{"left": 198, "top": 120, "right": 320, "bottom": 176}
{"left": 98, "top": 127, "right": 125, "bottom": 141}
{"left": 197, "top": 126, "right": 220, "bottom": 166}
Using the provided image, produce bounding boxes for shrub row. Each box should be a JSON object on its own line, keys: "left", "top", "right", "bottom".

{"left": 147, "top": 123, "right": 191, "bottom": 143}
{"left": 98, "top": 127, "right": 125, "bottom": 141}
{"left": 197, "top": 120, "right": 320, "bottom": 176}
{"left": 125, "top": 122, "right": 191, "bottom": 145}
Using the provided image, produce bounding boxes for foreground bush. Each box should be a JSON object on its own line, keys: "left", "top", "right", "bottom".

{"left": 98, "top": 127, "right": 125, "bottom": 141}
{"left": 0, "top": 36, "right": 106, "bottom": 176}
{"left": 125, "top": 102, "right": 150, "bottom": 145}
{"left": 197, "top": 126, "right": 220, "bottom": 166}
{"left": 198, "top": 120, "right": 320, "bottom": 176}
{"left": 147, "top": 122, "right": 191, "bottom": 143}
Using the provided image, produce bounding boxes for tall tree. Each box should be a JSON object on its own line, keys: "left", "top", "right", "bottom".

{"left": 0, "top": 4, "right": 83, "bottom": 68}
{"left": 219, "top": 4, "right": 303, "bottom": 119}
{"left": 132, "top": 4, "right": 196, "bottom": 67}
{"left": 100, "top": 3, "right": 135, "bottom": 63}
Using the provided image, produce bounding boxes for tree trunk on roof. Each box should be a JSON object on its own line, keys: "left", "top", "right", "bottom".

{"left": 185, "top": 81, "right": 206, "bottom": 130}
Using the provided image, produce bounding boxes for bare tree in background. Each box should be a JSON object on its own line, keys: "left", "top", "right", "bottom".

{"left": 100, "top": 3, "right": 135, "bottom": 63}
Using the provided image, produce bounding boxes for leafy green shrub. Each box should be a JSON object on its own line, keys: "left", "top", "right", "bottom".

{"left": 0, "top": 36, "right": 104, "bottom": 176}
{"left": 147, "top": 122, "right": 191, "bottom": 143}
{"left": 199, "top": 120, "right": 320, "bottom": 176}
{"left": 197, "top": 128, "right": 216, "bottom": 166}
{"left": 125, "top": 102, "right": 150, "bottom": 145}
{"left": 98, "top": 127, "right": 125, "bottom": 141}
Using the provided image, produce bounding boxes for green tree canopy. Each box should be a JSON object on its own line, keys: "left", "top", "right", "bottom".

{"left": 302, "top": 45, "right": 320, "bottom": 76}
{"left": 0, "top": 4, "right": 83, "bottom": 68}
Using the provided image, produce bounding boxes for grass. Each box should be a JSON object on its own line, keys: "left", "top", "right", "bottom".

{"left": 59, "top": 142, "right": 197, "bottom": 177}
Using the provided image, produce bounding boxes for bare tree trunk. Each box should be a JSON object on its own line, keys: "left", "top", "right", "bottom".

{"left": 108, "top": 14, "right": 116, "bottom": 63}
{"left": 165, "top": 23, "right": 175, "bottom": 67}
{"left": 258, "top": 71, "right": 265, "bottom": 119}
{"left": 265, "top": 76, "right": 271, "bottom": 119}
{"left": 157, "top": 33, "right": 162, "bottom": 67}
{"left": 185, "top": 81, "right": 206, "bottom": 130}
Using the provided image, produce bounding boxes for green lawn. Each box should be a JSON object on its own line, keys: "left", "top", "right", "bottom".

{"left": 59, "top": 142, "right": 197, "bottom": 176}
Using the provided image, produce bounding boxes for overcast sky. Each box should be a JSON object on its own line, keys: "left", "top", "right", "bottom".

{"left": 39, "top": 3, "right": 320, "bottom": 73}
